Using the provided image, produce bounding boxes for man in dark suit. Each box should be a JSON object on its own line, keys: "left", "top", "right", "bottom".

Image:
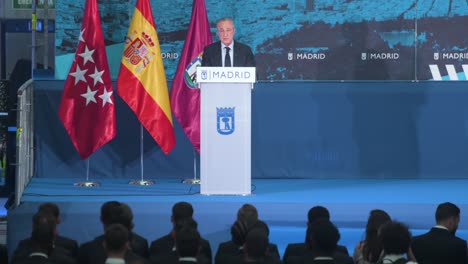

{"left": 241, "top": 228, "right": 271, "bottom": 264}
{"left": 175, "top": 226, "right": 201, "bottom": 264}
{"left": 38, "top": 202, "right": 79, "bottom": 258}
{"left": 215, "top": 204, "right": 280, "bottom": 264}
{"left": 12, "top": 212, "right": 55, "bottom": 264}
{"left": 411, "top": 202, "right": 467, "bottom": 264}
{"left": 305, "top": 219, "right": 340, "bottom": 264}
{"left": 201, "top": 17, "right": 255, "bottom": 68}
{"left": 283, "top": 206, "right": 350, "bottom": 264}
{"left": 149, "top": 202, "right": 212, "bottom": 264}
{"left": 103, "top": 223, "right": 130, "bottom": 264}
{"left": 78, "top": 201, "right": 149, "bottom": 264}
{"left": 12, "top": 205, "right": 78, "bottom": 264}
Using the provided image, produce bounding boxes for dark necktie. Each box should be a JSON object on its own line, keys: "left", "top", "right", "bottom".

{"left": 224, "top": 47, "right": 231, "bottom": 67}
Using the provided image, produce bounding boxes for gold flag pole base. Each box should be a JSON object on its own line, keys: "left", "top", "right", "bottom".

{"left": 182, "top": 178, "right": 200, "bottom": 185}
{"left": 128, "top": 180, "right": 155, "bottom": 186}
{"left": 74, "top": 181, "right": 101, "bottom": 187}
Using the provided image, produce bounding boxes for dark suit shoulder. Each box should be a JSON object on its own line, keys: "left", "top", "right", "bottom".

{"left": 77, "top": 237, "right": 106, "bottom": 264}
{"left": 56, "top": 235, "right": 78, "bottom": 249}
{"left": 150, "top": 234, "right": 173, "bottom": 253}
{"left": 215, "top": 241, "right": 240, "bottom": 264}
{"left": 336, "top": 245, "right": 349, "bottom": 256}
{"left": 131, "top": 232, "right": 149, "bottom": 258}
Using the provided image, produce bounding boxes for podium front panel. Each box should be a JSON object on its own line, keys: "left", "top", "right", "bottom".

{"left": 200, "top": 82, "right": 251, "bottom": 195}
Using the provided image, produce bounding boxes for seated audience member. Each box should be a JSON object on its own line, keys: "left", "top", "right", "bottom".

{"left": 104, "top": 223, "right": 130, "bottom": 264}
{"left": 283, "top": 206, "right": 349, "bottom": 264}
{"left": 353, "top": 209, "right": 391, "bottom": 264}
{"left": 411, "top": 202, "right": 467, "bottom": 264}
{"left": 175, "top": 226, "right": 201, "bottom": 264}
{"left": 288, "top": 219, "right": 348, "bottom": 264}
{"left": 215, "top": 205, "right": 280, "bottom": 264}
{"left": 149, "top": 202, "right": 212, "bottom": 264}
{"left": 78, "top": 201, "right": 148, "bottom": 264}
{"left": 38, "top": 202, "right": 79, "bottom": 258}
{"left": 307, "top": 219, "right": 340, "bottom": 264}
{"left": 12, "top": 212, "right": 56, "bottom": 264}
{"left": 215, "top": 220, "right": 249, "bottom": 264}
{"left": 242, "top": 228, "right": 271, "bottom": 264}
{"left": 377, "top": 221, "right": 416, "bottom": 264}
{"left": 13, "top": 209, "right": 77, "bottom": 264}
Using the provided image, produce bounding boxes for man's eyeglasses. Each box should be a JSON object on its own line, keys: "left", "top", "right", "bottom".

{"left": 218, "top": 28, "right": 234, "bottom": 34}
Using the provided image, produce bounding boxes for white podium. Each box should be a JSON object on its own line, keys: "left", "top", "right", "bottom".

{"left": 196, "top": 67, "right": 256, "bottom": 195}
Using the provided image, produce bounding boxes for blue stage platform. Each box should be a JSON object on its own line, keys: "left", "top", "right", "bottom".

{"left": 7, "top": 178, "right": 468, "bottom": 259}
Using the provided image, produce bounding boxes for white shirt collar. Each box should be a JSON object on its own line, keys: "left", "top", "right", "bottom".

{"left": 179, "top": 257, "right": 197, "bottom": 262}
{"left": 222, "top": 41, "right": 234, "bottom": 51}
{"left": 314, "top": 256, "right": 334, "bottom": 260}
{"left": 29, "top": 252, "right": 48, "bottom": 258}
{"left": 105, "top": 258, "right": 126, "bottom": 264}
{"left": 434, "top": 225, "right": 449, "bottom": 231}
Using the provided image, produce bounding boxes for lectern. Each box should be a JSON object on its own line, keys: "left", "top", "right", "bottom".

{"left": 196, "top": 67, "right": 256, "bottom": 195}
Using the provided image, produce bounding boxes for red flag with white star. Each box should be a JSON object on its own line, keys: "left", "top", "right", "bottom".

{"left": 58, "top": 0, "right": 116, "bottom": 159}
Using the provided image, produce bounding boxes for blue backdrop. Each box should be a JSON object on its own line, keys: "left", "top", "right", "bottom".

{"left": 35, "top": 80, "right": 468, "bottom": 179}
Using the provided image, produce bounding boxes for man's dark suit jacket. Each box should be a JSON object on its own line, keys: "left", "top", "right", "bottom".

{"left": 283, "top": 243, "right": 349, "bottom": 264}
{"left": 78, "top": 233, "right": 149, "bottom": 264}
{"left": 411, "top": 227, "right": 467, "bottom": 264}
{"left": 215, "top": 240, "right": 280, "bottom": 264}
{"left": 287, "top": 255, "right": 336, "bottom": 264}
{"left": 283, "top": 244, "right": 351, "bottom": 264}
{"left": 201, "top": 41, "right": 255, "bottom": 67}
{"left": 149, "top": 234, "right": 212, "bottom": 264}
{"left": 12, "top": 235, "right": 79, "bottom": 264}
{"left": 12, "top": 254, "right": 55, "bottom": 264}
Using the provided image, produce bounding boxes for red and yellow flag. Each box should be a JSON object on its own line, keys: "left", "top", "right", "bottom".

{"left": 117, "top": 0, "right": 175, "bottom": 154}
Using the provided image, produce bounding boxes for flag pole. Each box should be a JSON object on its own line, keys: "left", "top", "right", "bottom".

{"left": 74, "top": 157, "right": 100, "bottom": 187}
{"left": 182, "top": 149, "right": 200, "bottom": 184}
{"left": 129, "top": 124, "right": 155, "bottom": 185}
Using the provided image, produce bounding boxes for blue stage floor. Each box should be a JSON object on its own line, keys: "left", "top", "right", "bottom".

{"left": 7, "top": 178, "right": 468, "bottom": 258}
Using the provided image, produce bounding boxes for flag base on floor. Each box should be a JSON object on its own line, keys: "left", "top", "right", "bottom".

{"left": 128, "top": 180, "right": 155, "bottom": 186}
{"left": 182, "top": 178, "right": 200, "bottom": 185}
{"left": 74, "top": 181, "right": 101, "bottom": 187}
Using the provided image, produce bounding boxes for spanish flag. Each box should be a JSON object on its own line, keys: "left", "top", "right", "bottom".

{"left": 117, "top": 0, "right": 175, "bottom": 154}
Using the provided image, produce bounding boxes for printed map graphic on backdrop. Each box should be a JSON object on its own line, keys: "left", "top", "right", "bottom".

{"left": 55, "top": 0, "right": 468, "bottom": 81}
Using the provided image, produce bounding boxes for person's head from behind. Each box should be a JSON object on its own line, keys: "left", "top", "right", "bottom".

{"left": 363, "top": 209, "right": 391, "bottom": 262}
{"left": 307, "top": 206, "right": 330, "bottom": 226}
{"left": 248, "top": 220, "right": 270, "bottom": 237}
{"left": 231, "top": 220, "right": 249, "bottom": 246}
{"left": 38, "top": 202, "right": 61, "bottom": 224}
{"left": 244, "top": 228, "right": 269, "bottom": 261}
{"left": 435, "top": 202, "right": 460, "bottom": 234}
{"left": 217, "top": 17, "right": 235, "bottom": 46}
{"left": 378, "top": 221, "right": 411, "bottom": 255}
{"left": 176, "top": 227, "right": 201, "bottom": 258}
{"left": 172, "top": 202, "right": 194, "bottom": 224}
{"left": 32, "top": 211, "right": 57, "bottom": 237}
{"left": 100, "top": 201, "right": 134, "bottom": 231}
{"left": 173, "top": 217, "right": 198, "bottom": 242}
{"left": 104, "top": 223, "right": 130, "bottom": 257}
{"left": 175, "top": 217, "right": 198, "bottom": 233}
{"left": 31, "top": 212, "right": 56, "bottom": 255}
{"left": 237, "top": 203, "right": 258, "bottom": 228}
{"left": 306, "top": 219, "right": 340, "bottom": 256}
